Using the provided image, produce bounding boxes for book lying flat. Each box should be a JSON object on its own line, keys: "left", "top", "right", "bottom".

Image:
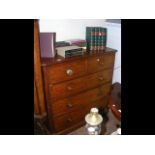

{"left": 56, "top": 46, "right": 83, "bottom": 58}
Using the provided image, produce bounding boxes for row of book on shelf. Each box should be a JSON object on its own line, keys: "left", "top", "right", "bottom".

{"left": 39, "top": 27, "right": 107, "bottom": 58}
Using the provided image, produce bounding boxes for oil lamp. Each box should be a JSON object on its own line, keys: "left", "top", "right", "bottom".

{"left": 85, "top": 107, "right": 103, "bottom": 135}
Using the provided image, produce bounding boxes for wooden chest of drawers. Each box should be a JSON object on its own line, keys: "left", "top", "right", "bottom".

{"left": 41, "top": 48, "right": 116, "bottom": 134}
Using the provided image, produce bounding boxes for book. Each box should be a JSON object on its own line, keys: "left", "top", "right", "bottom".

{"left": 100, "top": 27, "right": 107, "bottom": 50}
{"left": 55, "top": 41, "right": 70, "bottom": 47}
{"left": 66, "top": 39, "right": 86, "bottom": 45}
{"left": 56, "top": 46, "right": 83, "bottom": 58}
{"left": 39, "top": 32, "right": 56, "bottom": 58}
{"left": 66, "top": 39, "right": 87, "bottom": 50}
{"left": 86, "top": 27, "right": 107, "bottom": 52}
{"left": 86, "top": 27, "right": 93, "bottom": 51}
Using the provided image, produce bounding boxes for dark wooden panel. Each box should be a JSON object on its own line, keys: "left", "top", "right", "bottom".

{"left": 87, "top": 53, "right": 115, "bottom": 73}
{"left": 49, "top": 69, "right": 112, "bottom": 101}
{"left": 52, "top": 96, "right": 108, "bottom": 132}
{"left": 51, "top": 83, "right": 111, "bottom": 117}
{"left": 46, "top": 59, "right": 86, "bottom": 84}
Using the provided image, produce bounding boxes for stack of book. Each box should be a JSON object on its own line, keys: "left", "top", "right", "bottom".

{"left": 65, "top": 39, "right": 87, "bottom": 50}
{"left": 86, "top": 27, "right": 107, "bottom": 51}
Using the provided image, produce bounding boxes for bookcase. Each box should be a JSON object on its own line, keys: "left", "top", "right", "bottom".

{"left": 41, "top": 49, "right": 116, "bottom": 134}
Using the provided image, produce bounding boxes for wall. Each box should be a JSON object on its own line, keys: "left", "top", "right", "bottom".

{"left": 105, "top": 22, "right": 121, "bottom": 83}
{"left": 39, "top": 19, "right": 121, "bottom": 84}
{"left": 39, "top": 19, "right": 106, "bottom": 41}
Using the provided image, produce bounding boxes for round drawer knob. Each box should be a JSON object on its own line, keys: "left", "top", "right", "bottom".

{"left": 67, "top": 86, "right": 73, "bottom": 91}
{"left": 67, "top": 103, "right": 73, "bottom": 108}
{"left": 98, "top": 77, "right": 104, "bottom": 81}
{"left": 96, "top": 58, "right": 100, "bottom": 62}
{"left": 67, "top": 118, "right": 72, "bottom": 122}
{"left": 66, "top": 69, "right": 73, "bottom": 76}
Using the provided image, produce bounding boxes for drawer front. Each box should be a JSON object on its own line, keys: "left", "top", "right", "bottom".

{"left": 47, "top": 59, "right": 86, "bottom": 84}
{"left": 52, "top": 96, "right": 108, "bottom": 132}
{"left": 53, "top": 110, "right": 87, "bottom": 132}
{"left": 49, "top": 69, "right": 112, "bottom": 101}
{"left": 86, "top": 69, "right": 113, "bottom": 89}
{"left": 49, "top": 76, "right": 86, "bottom": 101}
{"left": 87, "top": 54, "right": 115, "bottom": 73}
{"left": 51, "top": 83, "right": 111, "bottom": 117}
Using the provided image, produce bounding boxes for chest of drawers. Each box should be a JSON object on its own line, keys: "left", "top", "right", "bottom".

{"left": 41, "top": 48, "right": 116, "bottom": 134}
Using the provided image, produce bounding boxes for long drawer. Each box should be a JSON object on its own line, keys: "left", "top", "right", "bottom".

{"left": 49, "top": 69, "right": 112, "bottom": 101}
{"left": 53, "top": 109, "right": 87, "bottom": 132}
{"left": 52, "top": 96, "right": 108, "bottom": 132}
{"left": 46, "top": 59, "right": 86, "bottom": 84}
{"left": 51, "top": 83, "right": 111, "bottom": 117}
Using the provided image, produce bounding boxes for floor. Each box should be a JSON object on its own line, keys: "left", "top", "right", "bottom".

{"left": 68, "top": 109, "right": 121, "bottom": 135}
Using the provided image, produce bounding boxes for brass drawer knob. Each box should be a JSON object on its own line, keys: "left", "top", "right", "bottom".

{"left": 67, "top": 103, "right": 73, "bottom": 108}
{"left": 96, "top": 58, "right": 100, "bottom": 62}
{"left": 67, "top": 86, "right": 73, "bottom": 91}
{"left": 97, "top": 58, "right": 104, "bottom": 65}
{"left": 67, "top": 118, "right": 72, "bottom": 122}
{"left": 66, "top": 69, "right": 73, "bottom": 76}
{"left": 98, "top": 77, "right": 104, "bottom": 81}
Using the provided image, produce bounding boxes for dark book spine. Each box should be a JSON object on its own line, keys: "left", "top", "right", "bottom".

{"left": 86, "top": 27, "right": 93, "bottom": 51}
{"left": 99, "top": 27, "right": 102, "bottom": 51}
{"left": 90, "top": 27, "right": 94, "bottom": 51}
{"left": 96, "top": 27, "right": 100, "bottom": 51}
{"left": 101, "top": 27, "right": 107, "bottom": 50}
{"left": 94, "top": 27, "right": 97, "bottom": 51}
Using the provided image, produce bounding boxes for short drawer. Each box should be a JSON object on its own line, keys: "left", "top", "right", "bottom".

{"left": 46, "top": 59, "right": 86, "bottom": 84}
{"left": 87, "top": 53, "right": 115, "bottom": 73}
{"left": 51, "top": 83, "right": 111, "bottom": 117}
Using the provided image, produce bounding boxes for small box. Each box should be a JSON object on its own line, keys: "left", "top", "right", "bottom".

{"left": 56, "top": 46, "right": 83, "bottom": 58}
{"left": 39, "top": 32, "right": 56, "bottom": 58}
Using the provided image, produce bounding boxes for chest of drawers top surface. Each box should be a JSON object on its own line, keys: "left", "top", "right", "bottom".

{"left": 41, "top": 47, "right": 117, "bottom": 66}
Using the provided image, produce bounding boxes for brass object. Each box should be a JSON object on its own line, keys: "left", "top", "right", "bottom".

{"left": 96, "top": 58, "right": 100, "bottom": 62}
{"left": 67, "top": 103, "right": 73, "bottom": 108}
{"left": 67, "top": 86, "right": 73, "bottom": 90}
{"left": 66, "top": 69, "right": 73, "bottom": 76}
{"left": 67, "top": 118, "right": 72, "bottom": 122}
{"left": 98, "top": 77, "right": 104, "bottom": 81}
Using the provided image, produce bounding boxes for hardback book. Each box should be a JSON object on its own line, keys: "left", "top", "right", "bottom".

{"left": 55, "top": 41, "right": 70, "bottom": 48}
{"left": 86, "top": 27, "right": 107, "bottom": 51}
{"left": 65, "top": 39, "right": 87, "bottom": 50}
{"left": 39, "top": 32, "right": 56, "bottom": 58}
{"left": 56, "top": 46, "right": 83, "bottom": 58}
{"left": 100, "top": 27, "right": 107, "bottom": 50}
{"left": 65, "top": 39, "right": 86, "bottom": 44}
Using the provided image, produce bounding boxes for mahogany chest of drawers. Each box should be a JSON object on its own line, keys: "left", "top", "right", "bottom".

{"left": 41, "top": 48, "right": 116, "bottom": 134}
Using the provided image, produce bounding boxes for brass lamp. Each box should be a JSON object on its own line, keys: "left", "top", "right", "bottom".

{"left": 85, "top": 108, "right": 103, "bottom": 135}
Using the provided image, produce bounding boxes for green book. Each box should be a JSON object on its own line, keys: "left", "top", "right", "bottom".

{"left": 86, "top": 27, "right": 94, "bottom": 51}
{"left": 100, "top": 27, "right": 107, "bottom": 50}
{"left": 94, "top": 27, "right": 97, "bottom": 51}
{"left": 86, "top": 27, "right": 107, "bottom": 51}
{"left": 98, "top": 27, "right": 102, "bottom": 50}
